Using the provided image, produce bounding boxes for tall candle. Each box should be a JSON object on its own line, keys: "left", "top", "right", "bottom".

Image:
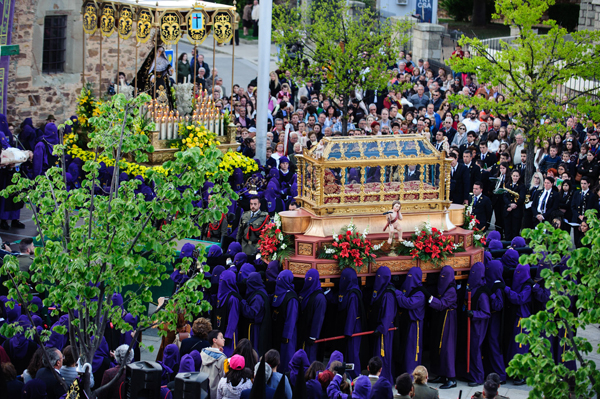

{"left": 160, "top": 117, "right": 167, "bottom": 140}
{"left": 167, "top": 116, "right": 174, "bottom": 140}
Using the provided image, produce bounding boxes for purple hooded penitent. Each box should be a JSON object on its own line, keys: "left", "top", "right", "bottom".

{"left": 396, "top": 266, "right": 426, "bottom": 375}
{"left": 288, "top": 349, "right": 309, "bottom": 386}
{"left": 488, "top": 239, "right": 503, "bottom": 250}
{"left": 429, "top": 265, "right": 457, "bottom": 380}
{"left": 483, "top": 259, "right": 506, "bottom": 380}
{"left": 511, "top": 236, "right": 526, "bottom": 248}
{"left": 369, "top": 266, "right": 396, "bottom": 383}
{"left": 487, "top": 230, "right": 501, "bottom": 242}
{"left": 501, "top": 248, "right": 520, "bottom": 268}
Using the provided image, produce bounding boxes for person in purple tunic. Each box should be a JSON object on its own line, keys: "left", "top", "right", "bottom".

{"left": 271, "top": 270, "right": 299, "bottom": 373}
{"left": 503, "top": 261, "right": 533, "bottom": 385}
{"left": 483, "top": 259, "right": 506, "bottom": 382}
{"left": 3, "top": 315, "right": 38, "bottom": 374}
{"left": 265, "top": 260, "right": 280, "bottom": 295}
{"left": 32, "top": 122, "right": 60, "bottom": 178}
{"left": 464, "top": 262, "right": 491, "bottom": 386}
{"left": 336, "top": 267, "right": 364, "bottom": 379}
{"left": 240, "top": 272, "right": 271, "bottom": 356}
{"left": 288, "top": 349, "right": 310, "bottom": 386}
{"left": 368, "top": 266, "right": 396, "bottom": 384}
{"left": 395, "top": 266, "right": 426, "bottom": 376}
{"left": 238, "top": 263, "right": 256, "bottom": 282}
{"left": 298, "top": 269, "right": 327, "bottom": 362}
{"left": 215, "top": 270, "right": 242, "bottom": 357}
{"left": 0, "top": 114, "right": 25, "bottom": 230}
{"left": 209, "top": 265, "right": 225, "bottom": 325}
{"left": 427, "top": 265, "right": 458, "bottom": 389}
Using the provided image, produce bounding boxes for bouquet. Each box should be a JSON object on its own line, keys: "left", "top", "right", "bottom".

{"left": 173, "top": 123, "right": 217, "bottom": 154}
{"left": 76, "top": 83, "right": 100, "bottom": 136}
{"left": 219, "top": 151, "right": 259, "bottom": 175}
{"left": 473, "top": 232, "right": 486, "bottom": 248}
{"left": 318, "top": 221, "right": 382, "bottom": 272}
{"left": 258, "top": 213, "right": 294, "bottom": 263}
{"left": 404, "top": 221, "right": 462, "bottom": 267}
{"left": 463, "top": 204, "right": 479, "bottom": 230}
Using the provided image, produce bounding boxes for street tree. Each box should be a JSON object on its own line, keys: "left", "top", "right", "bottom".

{"left": 512, "top": 214, "right": 600, "bottom": 398}
{"left": 447, "top": 0, "right": 600, "bottom": 184}
{"left": 0, "top": 93, "right": 236, "bottom": 398}
{"left": 273, "top": 0, "right": 411, "bottom": 135}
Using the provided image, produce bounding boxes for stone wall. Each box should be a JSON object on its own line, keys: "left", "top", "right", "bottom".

{"left": 578, "top": 0, "right": 600, "bottom": 31}
{"left": 8, "top": 0, "right": 153, "bottom": 127}
{"left": 412, "top": 23, "right": 444, "bottom": 62}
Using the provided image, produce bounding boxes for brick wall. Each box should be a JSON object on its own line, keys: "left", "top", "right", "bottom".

{"left": 578, "top": 0, "right": 600, "bottom": 31}
{"left": 8, "top": 0, "right": 153, "bottom": 128}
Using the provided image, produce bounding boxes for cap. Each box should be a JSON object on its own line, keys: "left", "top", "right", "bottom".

{"left": 229, "top": 354, "right": 245, "bottom": 370}
{"left": 371, "top": 121, "right": 380, "bottom": 128}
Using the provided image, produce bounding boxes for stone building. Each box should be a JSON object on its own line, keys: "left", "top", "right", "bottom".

{"left": 578, "top": 0, "right": 600, "bottom": 31}
{"left": 9, "top": 0, "right": 152, "bottom": 127}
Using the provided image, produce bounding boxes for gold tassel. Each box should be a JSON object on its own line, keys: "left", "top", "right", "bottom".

{"left": 415, "top": 320, "right": 420, "bottom": 361}
{"left": 234, "top": 332, "right": 236, "bottom": 350}
{"left": 381, "top": 333, "right": 385, "bottom": 357}
{"left": 440, "top": 310, "right": 449, "bottom": 354}
{"left": 518, "top": 318, "right": 522, "bottom": 348}
{"left": 248, "top": 323, "right": 252, "bottom": 343}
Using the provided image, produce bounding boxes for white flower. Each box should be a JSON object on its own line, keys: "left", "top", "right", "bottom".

{"left": 274, "top": 213, "right": 282, "bottom": 227}
{"left": 273, "top": 252, "right": 277, "bottom": 258}
{"left": 333, "top": 229, "right": 339, "bottom": 242}
{"left": 402, "top": 241, "right": 415, "bottom": 248}
{"left": 373, "top": 243, "right": 384, "bottom": 250}
{"left": 280, "top": 243, "right": 287, "bottom": 250}
{"left": 325, "top": 247, "right": 336, "bottom": 254}
{"left": 278, "top": 233, "right": 284, "bottom": 241}
{"left": 452, "top": 243, "right": 463, "bottom": 250}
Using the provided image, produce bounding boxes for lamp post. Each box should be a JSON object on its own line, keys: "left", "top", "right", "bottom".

{"left": 255, "top": 0, "right": 273, "bottom": 165}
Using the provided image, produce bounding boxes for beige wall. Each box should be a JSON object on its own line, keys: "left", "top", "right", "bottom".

{"left": 8, "top": 0, "right": 152, "bottom": 127}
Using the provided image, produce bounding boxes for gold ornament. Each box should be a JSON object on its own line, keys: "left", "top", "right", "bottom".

{"left": 160, "top": 11, "right": 182, "bottom": 45}
{"left": 82, "top": 2, "right": 98, "bottom": 35}
{"left": 118, "top": 5, "right": 134, "bottom": 40}
{"left": 136, "top": 8, "right": 153, "bottom": 43}
{"left": 100, "top": 3, "right": 117, "bottom": 37}
{"left": 187, "top": 9, "right": 211, "bottom": 45}
{"left": 212, "top": 11, "right": 233, "bottom": 43}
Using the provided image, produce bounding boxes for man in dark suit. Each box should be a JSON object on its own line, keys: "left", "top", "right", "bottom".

{"left": 439, "top": 117, "right": 457, "bottom": 145}
{"left": 489, "top": 152, "right": 512, "bottom": 177}
{"left": 433, "top": 130, "right": 446, "bottom": 152}
{"left": 449, "top": 152, "right": 471, "bottom": 205}
{"left": 532, "top": 176, "right": 559, "bottom": 226}
{"left": 462, "top": 150, "right": 481, "bottom": 190}
{"left": 478, "top": 142, "right": 497, "bottom": 170}
{"left": 36, "top": 348, "right": 67, "bottom": 399}
{"left": 571, "top": 176, "right": 598, "bottom": 223}
{"left": 470, "top": 181, "right": 493, "bottom": 230}
{"left": 459, "top": 132, "right": 479, "bottom": 157}
{"left": 405, "top": 165, "right": 421, "bottom": 181}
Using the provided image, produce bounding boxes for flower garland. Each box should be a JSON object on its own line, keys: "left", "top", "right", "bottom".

{"left": 258, "top": 213, "right": 294, "bottom": 262}
{"left": 318, "top": 221, "right": 382, "bottom": 272}
{"left": 397, "top": 221, "right": 462, "bottom": 267}
{"left": 219, "top": 151, "right": 259, "bottom": 175}
{"left": 463, "top": 204, "right": 485, "bottom": 247}
{"left": 172, "top": 123, "right": 217, "bottom": 153}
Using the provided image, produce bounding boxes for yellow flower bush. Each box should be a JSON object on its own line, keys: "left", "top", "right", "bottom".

{"left": 174, "top": 123, "right": 217, "bottom": 154}
{"left": 219, "top": 151, "right": 259, "bottom": 175}
{"left": 63, "top": 133, "right": 77, "bottom": 147}
{"left": 76, "top": 83, "right": 101, "bottom": 134}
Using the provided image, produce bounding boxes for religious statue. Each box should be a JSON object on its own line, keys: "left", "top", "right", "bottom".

{"left": 384, "top": 200, "right": 403, "bottom": 245}
{"left": 133, "top": 45, "right": 175, "bottom": 108}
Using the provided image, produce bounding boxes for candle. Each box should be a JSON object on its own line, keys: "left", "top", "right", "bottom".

{"left": 167, "top": 116, "right": 173, "bottom": 140}
{"left": 160, "top": 117, "right": 167, "bottom": 140}
{"left": 155, "top": 117, "right": 161, "bottom": 134}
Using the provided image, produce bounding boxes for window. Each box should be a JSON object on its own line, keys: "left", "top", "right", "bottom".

{"left": 42, "top": 15, "right": 67, "bottom": 73}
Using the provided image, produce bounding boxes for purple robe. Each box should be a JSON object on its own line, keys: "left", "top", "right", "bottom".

{"left": 370, "top": 266, "right": 396, "bottom": 383}
{"left": 32, "top": 122, "right": 59, "bottom": 178}
{"left": 466, "top": 262, "right": 490, "bottom": 384}
{"left": 45, "top": 314, "right": 69, "bottom": 351}
{"left": 272, "top": 270, "right": 298, "bottom": 373}
{"left": 240, "top": 272, "right": 267, "bottom": 352}
{"left": 429, "top": 265, "right": 457, "bottom": 379}
{"left": 504, "top": 263, "right": 532, "bottom": 366}
{"left": 482, "top": 259, "right": 506, "bottom": 380}
{"left": 217, "top": 270, "right": 240, "bottom": 357}
{"left": 120, "top": 313, "right": 138, "bottom": 348}
{"left": 288, "top": 349, "right": 309, "bottom": 386}
{"left": 298, "top": 269, "right": 326, "bottom": 362}
{"left": 395, "top": 267, "right": 426, "bottom": 375}
{"left": 209, "top": 266, "right": 225, "bottom": 312}
{"left": 337, "top": 268, "right": 362, "bottom": 379}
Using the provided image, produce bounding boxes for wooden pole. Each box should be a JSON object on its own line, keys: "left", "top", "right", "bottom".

{"left": 175, "top": 43, "right": 178, "bottom": 84}
{"left": 153, "top": 3, "right": 159, "bottom": 101}
{"left": 82, "top": 16, "right": 85, "bottom": 84}
{"left": 231, "top": 2, "right": 236, "bottom": 101}
{"left": 193, "top": 44, "right": 197, "bottom": 95}
{"left": 212, "top": 35, "right": 216, "bottom": 99}
{"left": 134, "top": 41, "right": 138, "bottom": 97}
{"left": 99, "top": 32, "right": 103, "bottom": 98}
{"left": 117, "top": 34, "right": 120, "bottom": 94}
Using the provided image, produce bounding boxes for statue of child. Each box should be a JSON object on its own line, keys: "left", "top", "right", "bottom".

{"left": 384, "top": 200, "right": 403, "bottom": 245}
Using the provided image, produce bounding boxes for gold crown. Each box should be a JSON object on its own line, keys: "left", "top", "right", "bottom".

{"left": 214, "top": 14, "right": 230, "bottom": 24}
{"left": 163, "top": 14, "right": 179, "bottom": 24}
{"left": 139, "top": 9, "right": 152, "bottom": 22}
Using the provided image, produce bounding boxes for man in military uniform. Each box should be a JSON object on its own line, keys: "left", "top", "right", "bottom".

{"left": 236, "top": 197, "right": 270, "bottom": 256}
{"left": 202, "top": 195, "right": 230, "bottom": 246}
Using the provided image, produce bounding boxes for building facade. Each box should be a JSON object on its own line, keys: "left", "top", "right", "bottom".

{"left": 578, "top": 0, "right": 600, "bottom": 31}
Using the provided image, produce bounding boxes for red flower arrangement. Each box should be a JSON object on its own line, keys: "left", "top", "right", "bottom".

{"left": 398, "top": 222, "right": 462, "bottom": 267}
{"left": 258, "top": 214, "right": 293, "bottom": 262}
{"left": 318, "top": 222, "right": 381, "bottom": 272}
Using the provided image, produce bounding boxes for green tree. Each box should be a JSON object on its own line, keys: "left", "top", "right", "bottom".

{"left": 0, "top": 94, "right": 236, "bottom": 398}
{"left": 273, "top": 0, "right": 411, "bottom": 135}
{"left": 510, "top": 214, "right": 600, "bottom": 398}
{"left": 447, "top": 0, "right": 600, "bottom": 184}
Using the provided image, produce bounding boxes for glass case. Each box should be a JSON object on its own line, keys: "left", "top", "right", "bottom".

{"left": 295, "top": 135, "right": 452, "bottom": 216}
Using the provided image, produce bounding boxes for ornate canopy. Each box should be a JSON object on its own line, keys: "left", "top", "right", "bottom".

{"left": 295, "top": 135, "right": 453, "bottom": 216}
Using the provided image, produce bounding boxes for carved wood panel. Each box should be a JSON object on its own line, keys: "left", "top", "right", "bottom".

{"left": 298, "top": 243, "right": 314, "bottom": 256}
{"left": 288, "top": 262, "right": 312, "bottom": 275}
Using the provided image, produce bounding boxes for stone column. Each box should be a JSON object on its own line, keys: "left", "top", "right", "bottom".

{"left": 412, "top": 23, "right": 444, "bottom": 62}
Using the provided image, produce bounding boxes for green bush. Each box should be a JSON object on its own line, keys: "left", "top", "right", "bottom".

{"left": 548, "top": 3, "right": 580, "bottom": 32}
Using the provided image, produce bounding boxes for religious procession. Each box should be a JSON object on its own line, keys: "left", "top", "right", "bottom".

{"left": 0, "top": 0, "right": 599, "bottom": 398}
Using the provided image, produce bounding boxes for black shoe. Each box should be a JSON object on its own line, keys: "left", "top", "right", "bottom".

{"left": 11, "top": 220, "right": 25, "bottom": 229}
{"left": 0, "top": 220, "right": 9, "bottom": 230}
{"left": 428, "top": 376, "right": 446, "bottom": 384}
{"left": 513, "top": 378, "right": 526, "bottom": 386}
{"left": 440, "top": 380, "right": 457, "bottom": 389}
{"left": 468, "top": 382, "right": 481, "bottom": 387}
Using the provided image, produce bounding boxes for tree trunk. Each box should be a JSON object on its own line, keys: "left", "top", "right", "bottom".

{"left": 472, "top": 0, "right": 487, "bottom": 26}
{"left": 525, "top": 138, "right": 536, "bottom": 189}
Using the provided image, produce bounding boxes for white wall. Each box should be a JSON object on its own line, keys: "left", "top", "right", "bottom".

{"left": 378, "top": 0, "right": 437, "bottom": 24}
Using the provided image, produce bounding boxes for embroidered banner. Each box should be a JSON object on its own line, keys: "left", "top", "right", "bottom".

{"left": 0, "top": 0, "right": 15, "bottom": 114}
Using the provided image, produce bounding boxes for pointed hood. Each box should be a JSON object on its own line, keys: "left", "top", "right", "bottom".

{"left": 326, "top": 350, "right": 344, "bottom": 369}
{"left": 487, "top": 230, "right": 501, "bottom": 242}
{"left": 207, "top": 245, "right": 223, "bottom": 258}
{"left": 190, "top": 350, "right": 202, "bottom": 371}
{"left": 42, "top": 122, "right": 60, "bottom": 145}
{"left": 298, "top": 269, "right": 321, "bottom": 309}
{"left": 226, "top": 242, "right": 242, "bottom": 257}
{"left": 484, "top": 251, "right": 492, "bottom": 266}
{"left": 266, "top": 260, "right": 280, "bottom": 282}
{"left": 485, "top": 260, "right": 504, "bottom": 290}
{"left": 467, "top": 262, "right": 486, "bottom": 292}
{"left": 238, "top": 263, "right": 256, "bottom": 282}
{"left": 180, "top": 354, "right": 196, "bottom": 372}
{"left": 249, "top": 355, "right": 267, "bottom": 399}
{"left": 245, "top": 272, "right": 267, "bottom": 297}
{"left": 372, "top": 266, "right": 392, "bottom": 304}
{"left": 288, "top": 349, "right": 309, "bottom": 386}
{"left": 292, "top": 356, "right": 307, "bottom": 399}
{"left": 211, "top": 266, "right": 225, "bottom": 286}
{"left": 234, "top": 252, "right": 248, "bottom": 267}
{"left": 273, "top": 270, "right": 295, "bottom": 307}
{"left": 179, "top": 243, "right": 196, "bottom": 259}
{"left": 488, "top": 239, "right": 503, "bottom": 250}
{"left": 400, "top": 267, "right": 423, "bottom": 295}
{"left": 353, "top": 375, "right": 372, "bottom": 399}
{"left": 162, "top": 343, "right": 180, "bottom": 371}
{"left": 437, "top": 265, "right": 456, "bottom": 296}
{"left": 501, "top": 248, "right": 520, "bottom": 268}
{"left": 217, "top": 270, "right": 239, "bottom": 306}
{"left": 511, "top": 236, "right": 526, "bottom": 248}
{"left": 338, "top": 267, "right": 359, "bottom": 309}
{"left": 512, "top": 263, "right": 532, "bottom": 293}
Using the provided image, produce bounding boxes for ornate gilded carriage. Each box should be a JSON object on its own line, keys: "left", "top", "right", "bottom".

{"left": 295, "top": 135, "right": 453, "bottom": 216}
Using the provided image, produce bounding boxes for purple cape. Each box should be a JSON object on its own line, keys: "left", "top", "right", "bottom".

{"left": 217, "top": 270, "right": 239, "bottom": 305}
{"left": 272, "top": 270, "right": 294, "bottom": 307}
{"left": 298, "top": 269, "right": 321, "bottom": 309}
{"left": 92, "top": 337, "right": 111, "bottom": 372}
{"left": 372, "top": 266, "right": 392, "bottom": 304}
